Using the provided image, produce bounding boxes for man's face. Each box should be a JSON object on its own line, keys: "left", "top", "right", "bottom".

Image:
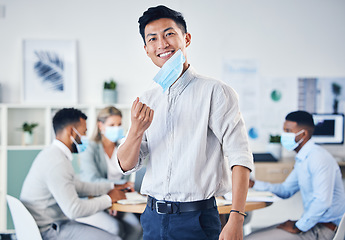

{"left": 283, "top": 120, "right": 305, "bottom": 143}
{"left": 283, "top": 120, "right": 299, "bottom": 133}
{"left": 144, "top": 18, "right": 191, "bottom": 68}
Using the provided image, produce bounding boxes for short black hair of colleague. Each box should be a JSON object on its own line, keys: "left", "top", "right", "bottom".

{"left": 53, "top": 108, "right": 87, "bottom": 134}
{"left": 285, "top": 110, "right": 315, "bottom": 134}
{"left": 138, "top": 5, "right": 187, "bottom": 44}
{"left": 52, "top": 108, "right": 87, "bottom": 153}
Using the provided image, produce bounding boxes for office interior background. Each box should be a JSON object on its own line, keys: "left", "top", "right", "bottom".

{"left": 0, "top": 0, "right": 345, "bottom": 235}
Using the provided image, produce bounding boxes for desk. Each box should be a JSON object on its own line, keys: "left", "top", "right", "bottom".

{"left": 255, "top": 162, "right": 294, "bottom": 183}
{"left": 255, "top": 161, "right": 345, "bottom": 183}
{"left": 111, "top": 199, "right": 272, "bottom": 214}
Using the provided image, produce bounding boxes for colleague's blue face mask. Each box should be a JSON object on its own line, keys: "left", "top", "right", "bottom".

{"left": 104, "top": 126, "right": 124, "bottom": 143}
{"left": 153, "top": 49, "right": 186, "bottom": 92}
{"left": 70, "top": 128, "right": 89, "bottom": 153}
{"left": 280, "top": 130, "right": 304, "bottom": 151}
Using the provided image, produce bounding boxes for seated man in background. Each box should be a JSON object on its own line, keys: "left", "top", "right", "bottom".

{"left": 79, "top": 106, "right": 142, "bottom": 240}
{"left": 20, "top": 108, "right": 127, "bottom": 240}
{"left": 245, "top": 110, "right": 345, "bottom": 240}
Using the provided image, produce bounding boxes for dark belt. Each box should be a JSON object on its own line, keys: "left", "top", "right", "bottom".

{"left": 320, "top": 222, "right": 337, "bottom": 232}
{"left": 147, "top": 196, "right": 216, "bottom": 214}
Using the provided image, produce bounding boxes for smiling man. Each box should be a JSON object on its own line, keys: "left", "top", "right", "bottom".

{"left": 117, "top": 5, "right": 253, "bottom": 240}
{"left": 143, "top": 18, "right": 190, "bottom": 70}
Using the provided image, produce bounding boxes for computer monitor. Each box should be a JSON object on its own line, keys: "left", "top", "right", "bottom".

{"left": 312, "top": 113, "right": 344, "bottom": 144}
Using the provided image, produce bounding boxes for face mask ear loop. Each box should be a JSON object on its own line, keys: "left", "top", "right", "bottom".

{"left": 296, "top": 129, "right": 305, "bottom": 136}
{"left": 70, "top": 131, "right": 79, "bottom": 149}
{"left": 295, "top": 129, "right": 305, "bottom": 145}
{"left": 72, "top": 127, "right": 82, "bottom": 138}
{"left": 70, "top": 135, "right": 77, "bottom": 145}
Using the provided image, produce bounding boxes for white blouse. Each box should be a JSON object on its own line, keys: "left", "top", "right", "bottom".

{"left": 105, "top": 146, "right": 124, "bottom": 181}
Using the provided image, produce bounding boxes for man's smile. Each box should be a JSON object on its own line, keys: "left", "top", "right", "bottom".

{"left": 157, "top": 50, "right": 175, "bottom": 59}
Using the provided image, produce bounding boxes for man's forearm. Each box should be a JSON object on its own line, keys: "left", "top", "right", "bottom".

{"left": 219, "top": 166, "right": 251, "bottom": 239}
{"left": 117, "top": 128, "right": 143, "bottom": 172}
{"left": 231, "top": 165, "right": 250, "bottom": 213}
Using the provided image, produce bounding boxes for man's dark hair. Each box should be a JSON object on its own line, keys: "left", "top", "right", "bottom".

{"left": 286, "top": 111, "right": 315, "bottom": 133}
{"left": 53, "top": 108, "right": 87, "bottom": 134}
{"left": 138, "top": 5, "right": 187, "bottom": 44}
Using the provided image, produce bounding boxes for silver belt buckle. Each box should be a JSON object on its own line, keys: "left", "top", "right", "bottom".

{"left": 155, "top": 200, "right": 167, "bottom": 214}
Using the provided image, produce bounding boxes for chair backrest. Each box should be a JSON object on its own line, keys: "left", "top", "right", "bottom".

{"left": 333, "top": 212, "right": 345, "bottom": 240}
{"left": 6, "top": 195, "right": 42, "bottom": 240}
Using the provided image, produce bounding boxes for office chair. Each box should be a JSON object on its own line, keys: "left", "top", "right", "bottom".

{"left": 6, "top": 195, "right": 42, "bottom": 240}
{"left": 333, "top": 212, "right": 345, "bottom": 240}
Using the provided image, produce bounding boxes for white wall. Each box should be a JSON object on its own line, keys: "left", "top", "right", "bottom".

{"left": 1, "top": 0, "right": 345, "bottom": 152}
{"left": 1, "top": 0, "right": 345, "bottom": 104}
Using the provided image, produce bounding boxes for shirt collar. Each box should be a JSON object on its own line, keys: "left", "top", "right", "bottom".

{"left": 295, "top": 139, "right": 315, "bottom": 162}
{"left": 52, "top": 139, "right": 73, "bottom": 161}
{"left": 167, "top": 65, "right": 195, "bottom": 96}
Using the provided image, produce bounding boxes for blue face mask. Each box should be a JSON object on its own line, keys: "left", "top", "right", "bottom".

{"left": 153, "top": 49, "right": 186, "bottom": 92}
{"left": 280, "top": 130, "right": 304, "bottom": 151}
{"left": 70, "top": 128, "right": 89, "bottom": 153}
{"left": 104, "top": 126, "right": 124, "bottom": 143}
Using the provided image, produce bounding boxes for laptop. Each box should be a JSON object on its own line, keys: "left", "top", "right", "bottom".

{"left": 253, "top": 153, "right": 278, "bottom": 162}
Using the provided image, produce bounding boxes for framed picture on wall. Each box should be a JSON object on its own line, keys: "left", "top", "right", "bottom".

{"left": 22, "top": 39, "right": 78, "bottom": 104}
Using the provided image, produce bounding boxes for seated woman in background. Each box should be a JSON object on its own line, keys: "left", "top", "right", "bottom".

{"left": 80, "top": 106, "right": 127, "bottom": 184}
{"left": 79, "top": 106, "right": 142, "bottom": 240}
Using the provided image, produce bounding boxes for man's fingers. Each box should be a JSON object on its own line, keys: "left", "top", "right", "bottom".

{"left": 118, "top": 191, "right": 126, "bottom": 199}
{"left": 134, "top": 102, "right": 143, "bottom": 118}
{"left": 131, "top": 97, "right": 139, "bottom": 111}
{"left": 149, "top": 109, "right": 154, "bottom": 122}
{"left": 142, "top": 106, "right": 151, "bottom": 122}
{"left": 131, "top": 98, "right": 154, "bottom": 128}
{"left": 139, "top": 104, "right": 148, "bottom": 120}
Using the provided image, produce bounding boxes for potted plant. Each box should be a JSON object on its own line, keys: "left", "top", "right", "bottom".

{"left": 103, "top": 78, "right": 118, "bottom": 104}
{"left": 20, "top": 122, "right": 38, "bottom": 145}
{"left": 266, "top": 134, "right": 281, "bottom": 160}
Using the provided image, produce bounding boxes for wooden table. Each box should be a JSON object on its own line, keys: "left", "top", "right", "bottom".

{"left": 111, "top": 199, "right": 272, "bottom": 214}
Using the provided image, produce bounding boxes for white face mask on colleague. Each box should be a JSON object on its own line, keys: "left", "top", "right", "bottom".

{"left": 280, "top": 129, "right": 305, "bottom": 151}
{"left": 70, "top": 127, "right": 89, "bottom": 153}
{"left": 103, "top": 126, "right": 124, "bottom": 143}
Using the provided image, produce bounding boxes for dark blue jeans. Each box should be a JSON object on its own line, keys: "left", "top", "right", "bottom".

{"left": 140, "top": 204, "right": 221, "bottom": 240}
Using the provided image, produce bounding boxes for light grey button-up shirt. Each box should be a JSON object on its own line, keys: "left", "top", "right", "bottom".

{"left": 125, "top": 66, "right": 253, "bottom": 202}
{"left": 254, "top": 140, "right": 345, "bottom": 231}
{"left": 21, "top": 140, "right": 113, "bottom": 231}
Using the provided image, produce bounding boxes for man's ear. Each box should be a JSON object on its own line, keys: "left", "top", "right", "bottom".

{"left": 305, "top": 128, "right": 313, "bottom": 139}
{"left": 185, "top": 32, "right": 191, "bottom": 47}
{"left": 67, "top": 125, "right": 75, "bottom": 138}
{"left": 144, "top": 45, "right": 149, "bottom": 56}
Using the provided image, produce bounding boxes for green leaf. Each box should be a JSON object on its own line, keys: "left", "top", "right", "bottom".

{"left": 104, "top": 78, "right": 117, "bottom": 90}
{"left": 21, "top": 122, "right": 38, "bottom": 134}
{"left": 269, "top": 134, "right": 281, "bottom": 143}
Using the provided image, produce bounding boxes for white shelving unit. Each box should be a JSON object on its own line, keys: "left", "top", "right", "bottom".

{"left": 0, "top": 103, "right": 131, "bottom": 231}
